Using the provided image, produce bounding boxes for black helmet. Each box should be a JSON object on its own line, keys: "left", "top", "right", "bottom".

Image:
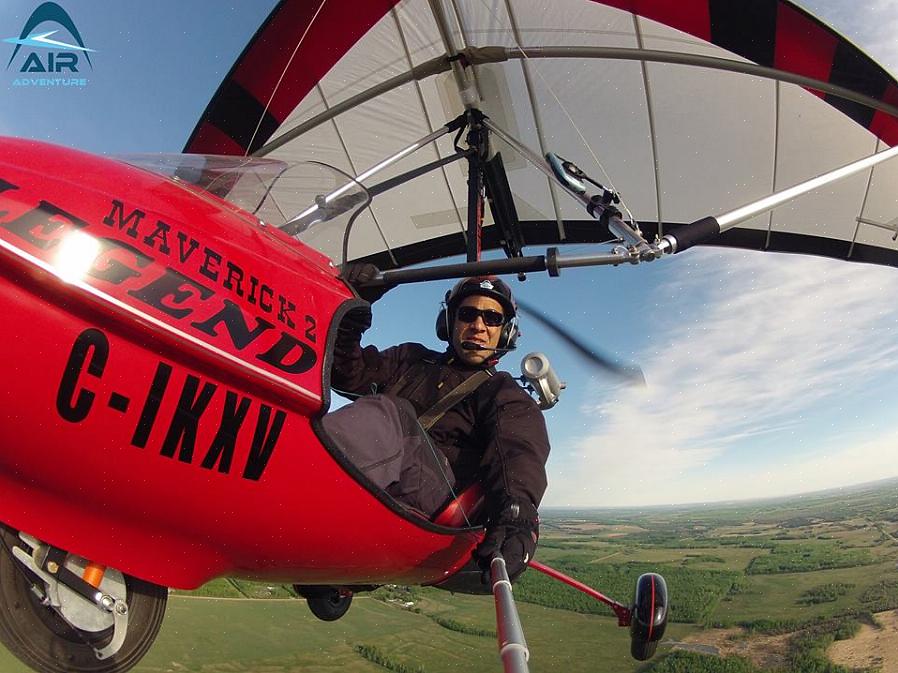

{"left": 445, "top": 276, "right": 516, "bottom": 317}
{"left": 435, "top": 276, "right": 519, "bottom": 351}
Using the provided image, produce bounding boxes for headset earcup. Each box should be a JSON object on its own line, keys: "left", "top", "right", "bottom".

{"left": 499, "top": 316, "right": 519, "bottom": 350}
{"left": 435, "top": 293, "right": 452, "bottom": 342}
{"left": 435, "top": 307, "right": 449, "bottom": 341}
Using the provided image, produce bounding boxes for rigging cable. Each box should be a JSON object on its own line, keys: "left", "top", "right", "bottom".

{"left": 245, "top": 0, "right": 329, "bottom": 157}
{"left": 471, "top": 0, "right": 640, "bottom": 229}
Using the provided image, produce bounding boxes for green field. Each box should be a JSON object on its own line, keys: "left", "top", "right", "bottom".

{"left": 0, "top": 594, "right": 697, "bottom": 673}
{"left": 2, "top": 478, "right": 897, "bottom": 673}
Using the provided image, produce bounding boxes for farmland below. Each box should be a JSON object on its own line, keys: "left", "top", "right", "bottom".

{"left": 0, "top": 478, "right": 896, "bottom": 672}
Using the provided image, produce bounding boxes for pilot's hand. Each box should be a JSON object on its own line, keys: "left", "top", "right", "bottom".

{"left": 339, "top": 262, "right": 393, "bottom": 303}
{"left": 474, "top": 497, "right": 539, "bottom": 582}
{"left": 339, "top": 304, "right": 372, "bottom": 337}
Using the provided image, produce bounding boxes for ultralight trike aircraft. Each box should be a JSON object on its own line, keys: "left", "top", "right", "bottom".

{"left": 3, "top": 0, "right": 898, "bottom": 672}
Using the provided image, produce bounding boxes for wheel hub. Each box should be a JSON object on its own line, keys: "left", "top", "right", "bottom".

{"left": 11, "top": 532, "right": 131, "bottom": 659}
{"left": 55, "top": 555, "right": 126, "bottom": 633}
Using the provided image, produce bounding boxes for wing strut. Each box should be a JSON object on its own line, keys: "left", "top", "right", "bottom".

{"left": 465, "top": 109, "right": 488, "bottom": 261}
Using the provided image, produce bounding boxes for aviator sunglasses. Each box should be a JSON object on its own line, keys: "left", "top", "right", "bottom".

{"left": 456, "top": 306, "right": 506, "bottom": 326}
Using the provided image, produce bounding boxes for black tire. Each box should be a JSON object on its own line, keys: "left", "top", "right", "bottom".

{"left": 0, "top": 523, "right": 167, "bottom": 673}
{"left": 300, "top": 587, "right": 353, "bottom": 622}
{"left": 629, "top": 572, "right": 668, "bottom": 662}
{"left": 631, "top": 637, "right": 659, "bottom": 661}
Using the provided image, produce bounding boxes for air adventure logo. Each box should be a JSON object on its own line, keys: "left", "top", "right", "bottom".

{"left": 4, "top": 2, "right": 94, "bottom": 87}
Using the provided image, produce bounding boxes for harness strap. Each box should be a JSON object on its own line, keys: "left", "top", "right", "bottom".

{"left": 383, "top": 358, "right": 435, "bottom": 397}
{"left": 418, "top": 369, "right": 492, "bottom": 430}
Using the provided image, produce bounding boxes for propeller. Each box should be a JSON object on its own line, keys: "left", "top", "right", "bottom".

{"left": 515, "top": 298, "right": 645, "bottom": 386}
{"left": 341, "top": 261, "right": 644, "bottom": 384}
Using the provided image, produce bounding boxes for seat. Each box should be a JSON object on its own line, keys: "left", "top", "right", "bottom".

{"left": 432, "top": 483, "right": 485, "bottom": 528}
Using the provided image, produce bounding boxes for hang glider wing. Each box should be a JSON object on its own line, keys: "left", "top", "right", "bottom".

{"left": 185, "top": 0, "right": 898, "bottom": 270}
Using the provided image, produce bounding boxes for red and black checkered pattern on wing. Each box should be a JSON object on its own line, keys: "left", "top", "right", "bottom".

{"left": 600, "top": 0, "right": 898, "bottom": 145}
{"left": 185, "top": 0, "right": 898, "bottom": 155}
{"left": 184, "top": 0, "right": 399, "bottom": 155}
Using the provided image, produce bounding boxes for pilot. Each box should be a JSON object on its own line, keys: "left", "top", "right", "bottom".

{"left": 321, "top": 266, "right": 550, "bottom": 581}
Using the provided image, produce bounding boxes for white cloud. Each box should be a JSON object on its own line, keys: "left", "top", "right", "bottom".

{"left": 709, "top": 427, "right": 898, "bottom": 499}
{"left": 545, "top": 248, "right": 898, "bottom": 507}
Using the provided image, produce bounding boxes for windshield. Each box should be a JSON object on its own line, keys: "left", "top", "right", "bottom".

{"left": 116, "top": 154, "right": 369, "bottom": 263}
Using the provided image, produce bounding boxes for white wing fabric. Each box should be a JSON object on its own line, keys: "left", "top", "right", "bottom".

{"left": 185, "top": 0, "right": 898, "bottom": 269}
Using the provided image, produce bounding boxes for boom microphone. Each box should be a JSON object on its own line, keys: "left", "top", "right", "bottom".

{"left": 461, "top": 341, "right": 515, "bottom": 353}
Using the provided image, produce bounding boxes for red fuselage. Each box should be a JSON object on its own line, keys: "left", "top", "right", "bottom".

{"left": 0, "top": 137, "right": 479, "bottom": 589}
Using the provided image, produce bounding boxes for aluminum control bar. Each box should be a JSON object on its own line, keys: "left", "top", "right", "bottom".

{"left": 490, "top": 556, "right": 530, "bottom": 673}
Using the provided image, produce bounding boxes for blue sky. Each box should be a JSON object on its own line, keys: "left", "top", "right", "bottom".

{"left": 1, "top": 0, "right": 897, "bottom": 507}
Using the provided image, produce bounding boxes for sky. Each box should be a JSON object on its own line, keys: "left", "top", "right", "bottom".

{"left": 1, "top": 0, "right": 897, "bottom": 508}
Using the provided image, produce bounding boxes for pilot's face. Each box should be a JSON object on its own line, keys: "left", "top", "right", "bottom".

{"left": 451, "top": 295, "right": 505, "bottom": 366}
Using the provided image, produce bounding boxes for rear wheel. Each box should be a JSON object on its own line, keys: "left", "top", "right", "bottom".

{"left": 0, "top": 524, "right": 167, "bottom": 673}
{"left": 295, "top": 586, "right": 353, "bottom": 621}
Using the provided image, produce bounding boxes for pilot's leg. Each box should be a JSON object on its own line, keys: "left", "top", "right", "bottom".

{"left": 320, "top": 395, "right": 454, "bottom": 516}
{"left": 387, "top": 397, "right": 455, "bottom": 516}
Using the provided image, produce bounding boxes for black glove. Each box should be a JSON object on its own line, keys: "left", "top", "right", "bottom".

{"left": 339, "top": 262, "right": 393, "bottom": 304}
{"left": 473, "top": 497, "right": 539, "bottom": 582}
{"left": 339, "top": 305, "right": 372, "bottom": 336}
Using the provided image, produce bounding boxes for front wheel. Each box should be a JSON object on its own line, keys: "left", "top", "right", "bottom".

{"left": 0, "top": 524, "right": 167, "bottom": 673}
{"left": 629, "top": 572, "right": 668, "bottom": 661}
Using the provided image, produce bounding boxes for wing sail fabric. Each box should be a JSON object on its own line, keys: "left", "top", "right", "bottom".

{"left": 186, "top": 0, "right": 898, "bottom": 269}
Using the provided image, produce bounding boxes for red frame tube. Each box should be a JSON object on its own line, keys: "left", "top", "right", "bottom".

{"left": 528, "top": 560, "right": 631, "bottom": 626}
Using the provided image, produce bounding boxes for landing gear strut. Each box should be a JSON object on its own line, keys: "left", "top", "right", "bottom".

{"left": 0, "top": 523, "right": 167, "bottom": 673}
{"left": 528, "top": 561, "right": 669, "bottom": 662}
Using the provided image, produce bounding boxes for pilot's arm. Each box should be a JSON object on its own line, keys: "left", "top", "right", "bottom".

{"left": 474, "top": 377, "right": 550, "bottom": 581}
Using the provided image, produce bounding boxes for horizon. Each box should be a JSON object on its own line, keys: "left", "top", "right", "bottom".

{"left": 541, "top": 474, "right": 898, "bottom": 512}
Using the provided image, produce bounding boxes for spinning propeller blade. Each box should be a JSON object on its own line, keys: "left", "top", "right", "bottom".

{"left": 515, "top": 298, "right": 644, "bottom": 385}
